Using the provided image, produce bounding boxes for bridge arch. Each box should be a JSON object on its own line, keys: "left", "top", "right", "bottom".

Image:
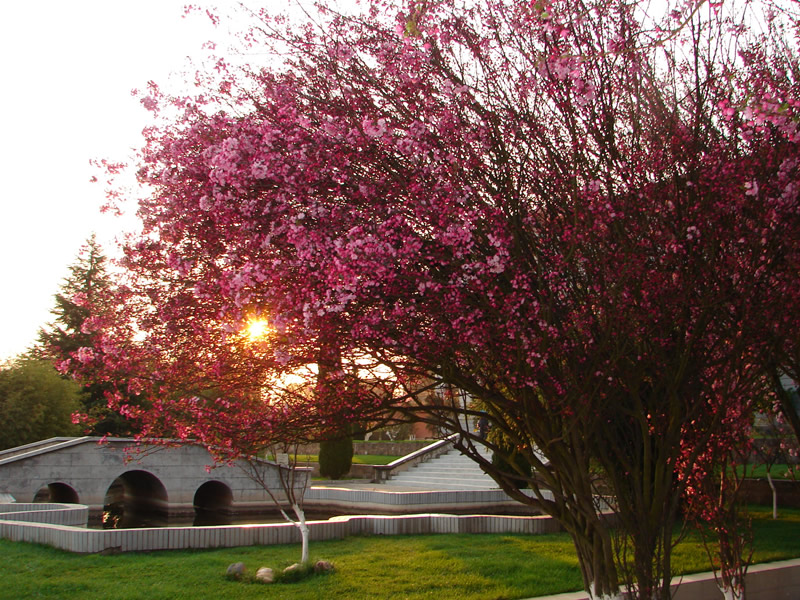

{"left": 103, "top": 470, "right": 168, "bottom": 529}
{"left": 32, "top": 482, "right": 79, "bottom": 504}
{"left": 193, "top": 480, "right": 234, "bottom": 525}
{"left": 194, "top": 480, "right": 233, "bottom": 512}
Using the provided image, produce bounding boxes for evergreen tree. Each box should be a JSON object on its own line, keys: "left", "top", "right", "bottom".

{"left": 39, "top": 234, "right": 109, "bottom": 357}
{"left": 318, "top": 434, "right": 354, "bottom": 480}
{"left": 37, "top": 235, "right": 134, "bottom": 436}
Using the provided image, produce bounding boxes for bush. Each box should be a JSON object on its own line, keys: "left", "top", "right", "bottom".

{"left": 0, "top": 357, "right": 82, "bottom": 450}
{"left": 491, "top": 445, "right": 532, "bottom": 490}
{"left": 319, "top": 435, "right": 354, "bottom": 479}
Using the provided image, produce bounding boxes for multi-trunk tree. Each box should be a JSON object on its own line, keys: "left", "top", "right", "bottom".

{"left": 71, "top": 0, "right": 800, "bottom": 598}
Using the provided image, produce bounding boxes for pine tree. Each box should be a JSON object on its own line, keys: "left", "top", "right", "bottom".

{"left": 38, "top": 235, "right": 134, "bottom": 436}
{"left": 39, "top": 235, "right": 108, "bottom": 356}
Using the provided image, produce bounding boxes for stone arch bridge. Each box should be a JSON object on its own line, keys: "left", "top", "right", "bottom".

{"left": 0, "top": 437, "right": 303, "bottom": 523}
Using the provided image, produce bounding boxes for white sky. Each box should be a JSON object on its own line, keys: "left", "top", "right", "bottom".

{"left": 0, "top": 1, "right": 230, "bottom": 360}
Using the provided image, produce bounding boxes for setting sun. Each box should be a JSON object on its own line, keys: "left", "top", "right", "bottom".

{"left": 243, "top": 318, "right": 273, "bottom": 342}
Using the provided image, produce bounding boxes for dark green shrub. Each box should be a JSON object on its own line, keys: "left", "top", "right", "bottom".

{"left": 319, "top": 435, "right": 354, "bottom": 479}
{"left": 491, "top": 445, "right": 532, "bottom": 490}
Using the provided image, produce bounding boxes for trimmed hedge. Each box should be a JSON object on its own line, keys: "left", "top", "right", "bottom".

{"left": 319, "top": 435, "right": 354, "bottom": 479}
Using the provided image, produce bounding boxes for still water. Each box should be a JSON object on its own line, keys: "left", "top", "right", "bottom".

{"left": 92, "top": 504, "right": 339, "bottom": 529}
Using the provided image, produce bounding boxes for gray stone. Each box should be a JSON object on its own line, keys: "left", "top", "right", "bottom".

{"left": 226, "top": 562, "right": 247, "bottom": 579}
{"left": 255, "top": 567, "right": 274, "bottom": 583}
{"left": 283, "top": 563, "right": 302, "bottom": 575}
{"left": 314, "top": 560, "right": 334, "bottom": 573}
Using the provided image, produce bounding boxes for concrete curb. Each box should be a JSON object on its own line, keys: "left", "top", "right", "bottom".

{"left": 525, "top": 558, "right": 800, "bottom": 600}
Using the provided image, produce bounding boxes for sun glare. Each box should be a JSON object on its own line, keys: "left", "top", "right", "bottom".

{"left": 244, "top": 318, "right": 273, "bottom": 342}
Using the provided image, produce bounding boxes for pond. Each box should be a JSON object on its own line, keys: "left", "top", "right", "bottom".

{"left": 91, "top": 504, "right": 341, "bottom": 529}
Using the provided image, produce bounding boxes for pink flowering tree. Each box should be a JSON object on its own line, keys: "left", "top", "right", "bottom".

{"left": 69, "top": 0, "right": 800, "bottom": 598}
{"left": 740, "top": 23, "right": 800, "bottom": 446}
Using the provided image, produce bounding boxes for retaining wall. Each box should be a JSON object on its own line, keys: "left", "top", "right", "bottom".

{"left": 0, "top": 502, "right": 558, "bottom": 554}
{"left": 296, "top": 440, "right": 433, "bottom": 456}
{"left": 0, "top": 503, "right": 88, "bottom": 527}
{"left": 295, "top": 461, "right": 375, "bottom": 479}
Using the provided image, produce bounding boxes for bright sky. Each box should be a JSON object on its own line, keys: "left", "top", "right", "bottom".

{"left": 0, "top": 1, "right": 228, "bottom": 360}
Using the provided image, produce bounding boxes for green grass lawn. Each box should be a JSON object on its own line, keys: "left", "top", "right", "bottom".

{"left": 736, "top": 463, "right": 798, "bottom": 480}
{"left": 2, "top": 507, "right": 798, "bottom": 600}
{"left": 352, "top": 454, "right": 400, "bottom": 465}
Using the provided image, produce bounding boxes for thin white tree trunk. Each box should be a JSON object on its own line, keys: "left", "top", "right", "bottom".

{"left": 293, "top": 503, "right": 310, "bottom": 564}
{"left": 767, "top": 470, "right": 777, "bottom": 519}
{"left": 588, "top": 583, "right": 624, "bottom": 600}
{"left": 719, "top": 583, "right": 744, "bottom": 600}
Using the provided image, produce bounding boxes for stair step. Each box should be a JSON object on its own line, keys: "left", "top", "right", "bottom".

{"left": 382, "top": 446, "right": 500, "bottom": 490}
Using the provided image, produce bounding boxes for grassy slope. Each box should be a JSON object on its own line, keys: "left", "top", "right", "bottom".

{"left": 2, "top": 507, "right": 798, "bottom": 600}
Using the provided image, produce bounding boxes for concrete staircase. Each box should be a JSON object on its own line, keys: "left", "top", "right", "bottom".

{"left": 384, "top": 445, "right": 500, "bottom": 490}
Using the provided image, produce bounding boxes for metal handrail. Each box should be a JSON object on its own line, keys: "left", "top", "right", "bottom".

{"left": 371, "top": 433, "right": 459, "bottom": 483}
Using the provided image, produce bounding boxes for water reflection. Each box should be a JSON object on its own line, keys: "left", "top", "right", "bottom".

{"left": 94, "top": 507, "right": 336, "bottom": 529}
{"left": 102, "top": 477, "right": 169, "bottom": 529}
{"left": 193, "top": 507, "right": 234, "bottom": 527}
{"left": 102, "top": 500, "right": 170, "bottom": 529}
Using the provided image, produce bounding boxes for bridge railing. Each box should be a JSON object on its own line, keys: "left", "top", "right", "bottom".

{"left": 371, "top": 433, "right": 458, "bottom": 483}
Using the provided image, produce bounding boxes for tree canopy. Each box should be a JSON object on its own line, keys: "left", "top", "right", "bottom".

{"left": 0, "top": 357, "right": 81, "bottom": 450}
{"left": 73, "top": 0, "right": 800, "bottom": 598}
